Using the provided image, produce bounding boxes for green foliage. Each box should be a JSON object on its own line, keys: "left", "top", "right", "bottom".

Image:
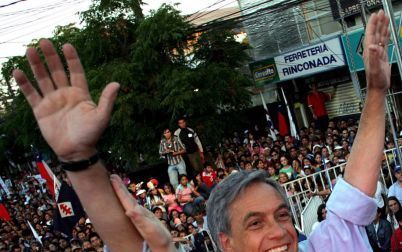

{"left": 0, "top": 1, "right": 252, "bottom": 170}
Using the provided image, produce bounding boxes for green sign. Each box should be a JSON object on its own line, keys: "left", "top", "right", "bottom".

{"left": 341, "top": 17, "right": 402, "bottom": 72}
{"left": 249, "top": 58, "right": 279, "bottom": 87}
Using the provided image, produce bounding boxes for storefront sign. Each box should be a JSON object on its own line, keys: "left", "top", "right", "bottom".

{"left": 275, "top": 37, "right": 346, "bottom": 81}
{"left": 249, "top": 58, "right": 280, "bottom": 87}
{"left": 341, "top": 17, "right": 402, "bottom": 72}
{"left": 329, "top": 0, "right": 383, "bottom": 19}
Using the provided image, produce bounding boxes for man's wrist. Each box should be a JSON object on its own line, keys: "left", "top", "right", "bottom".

{"left": 58, "top": 148, "right": 98, "bottom": 162}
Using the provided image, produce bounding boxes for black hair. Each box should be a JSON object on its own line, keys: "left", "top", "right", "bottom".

{"left": 178, "top": 174, "right": 188, "bottom": 182}
{"left": 317, "top": 204, "right": 326, "bottom": 222}
{"left": 395, "top": 209, "right": 402, "bottom": 222}
{"left": 388, "top": 196, "right": 402, "bottom": 213}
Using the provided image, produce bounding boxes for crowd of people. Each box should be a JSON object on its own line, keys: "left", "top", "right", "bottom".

{"left": 0, "top": 169, "right": 110, "bottom": 252}
{"left": 0, "top": 115, "right": 370, "bottom": 251}
{"left": 1, "top": 108, "right": 402, "bottom": 251}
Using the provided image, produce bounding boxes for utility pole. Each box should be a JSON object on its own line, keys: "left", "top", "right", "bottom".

{"left": 359, "top": 0, "right": 368, "bottom": 28}
{"left": 382, "top": 0, "right": 402, "bottom": 80}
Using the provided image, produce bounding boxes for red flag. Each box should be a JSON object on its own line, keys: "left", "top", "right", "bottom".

{"left": 0, "top": 203, "right": 11, "bottom": 221}
{"left": 277, "top": 104, "right": 289, "bottom": 136}
{"left": 36, "top": 160, "right": 61, "bottom": 199}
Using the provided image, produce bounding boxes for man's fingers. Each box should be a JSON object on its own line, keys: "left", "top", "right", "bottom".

{"left": 40, "top": 39, "right": 69, "bottom": 88}
{"left": 97, "top": 82, "right": 120, "bottom": 120}
{"left": 13, "top": 69, "right": 42, "bottom": 108}
{"left": 110, "top": 175, "right": 174, "bottom": 251}
{"left": 62, "top": 43, "right": 88, "bottom": 92}
{"left": 125, "top": 207, "right": 168, "bottom": 242}
{"left": 375, "top": 11, "right": 383, "bottom": 45}
{"left": 380, "top": 16, "right": 391, "bottom": 45}
{"left": 26, "top": 47, "right": 55, "bottom": 95}
{"left": 365, "top": 12, "right": 378, "bottom": 46}
{"left": 110, "top": 174, "right": 137, "bottom": 211}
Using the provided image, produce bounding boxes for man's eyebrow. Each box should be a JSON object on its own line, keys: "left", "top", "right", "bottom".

{"left": 242, "top": 211, "right": 263, "bottom": 227}
{"left": 242, "top": 203, "right": 289, "bottom": 226}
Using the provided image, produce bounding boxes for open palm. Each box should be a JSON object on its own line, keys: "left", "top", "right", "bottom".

{"left": 13, "top": 39, "right": 119, "bottom": 161}
{"left": 363, "top": 10, "right": 391, "bottom": 92}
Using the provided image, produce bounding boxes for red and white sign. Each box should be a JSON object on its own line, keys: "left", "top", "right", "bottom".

{"left": 58, "top": 202, "right": 75, "bottom": 218}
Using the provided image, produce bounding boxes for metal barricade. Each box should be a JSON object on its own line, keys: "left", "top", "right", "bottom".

{"left": 282, "top": 147, "right": 399, "bottom": 236}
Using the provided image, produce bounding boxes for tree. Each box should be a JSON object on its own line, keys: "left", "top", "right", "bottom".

{"left": 0, "top": 2, "right": 253, "bottom": 170}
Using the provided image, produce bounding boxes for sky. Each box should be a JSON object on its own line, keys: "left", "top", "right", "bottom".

{"left": 0, "top": 0, "right": 238, "bottom": 64}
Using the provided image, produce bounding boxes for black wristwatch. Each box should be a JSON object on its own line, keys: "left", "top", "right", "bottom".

{"left": 60, "top": 153, "right": 100, "bottom": 172}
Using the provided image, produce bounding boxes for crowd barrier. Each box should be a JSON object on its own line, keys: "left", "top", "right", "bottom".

{"left": 173, "top": 229, "right": 218, "bottom": 252}
{"left": 282, "top": 147, "right": 399, "bottom": 236}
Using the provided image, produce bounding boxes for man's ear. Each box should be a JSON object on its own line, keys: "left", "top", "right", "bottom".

{"left": 219, "top": 232, "right": 234, "bottom": 252}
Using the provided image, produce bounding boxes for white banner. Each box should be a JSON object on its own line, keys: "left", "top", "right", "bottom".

{"left": 275, "top": 37, "right": 345, "bottom": 81}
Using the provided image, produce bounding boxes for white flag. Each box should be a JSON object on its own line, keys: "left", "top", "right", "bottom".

{"left": 280, "top": 87, "right": 298, "bottom": 139}
{"left": 27, "top": 220, "right": 42, "bottom": 245}
{"left": 0, "top": 177, "right": 10, "bottom": 197}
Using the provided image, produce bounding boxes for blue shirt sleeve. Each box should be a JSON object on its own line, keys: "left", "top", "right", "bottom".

{"left": 303, "top": 178, "right": 377, "bottom": 252}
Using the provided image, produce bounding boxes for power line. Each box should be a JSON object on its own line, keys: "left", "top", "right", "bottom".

{"left": 0, "top": 0, "right": 84, "bottom": 34}
{"left": 0, "top": 0, "right": 27, "bottom": 9}
{"left": 188, "top": 0, "right": 229, "bottom": 21}
{"left": 0, "top": 4, "right": 85, "bottom": 45}
{"left": 188, "top": 0, "right": 237, "bottom": 23}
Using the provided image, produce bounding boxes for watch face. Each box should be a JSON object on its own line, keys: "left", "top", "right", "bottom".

{"left": 188, "top": 133, "right": 193, "bottom": 138}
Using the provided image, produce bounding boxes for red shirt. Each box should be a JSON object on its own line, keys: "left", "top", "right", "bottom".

{"left": 307, "top": 91, "right": 331, "bottom": 117}
{"left": 391, "top": 227, "right": 402, "bottom": 252}
{"left": 202, "top": 171, "right": 217, "bottom": 188}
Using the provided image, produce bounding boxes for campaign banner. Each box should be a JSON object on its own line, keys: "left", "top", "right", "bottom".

{"left": 275, "top": 37, "right": 346, "bottom": 81}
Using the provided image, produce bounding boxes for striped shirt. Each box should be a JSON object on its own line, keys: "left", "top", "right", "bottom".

{"left": 159, "top": 136, "right": 185, "bottom": 165}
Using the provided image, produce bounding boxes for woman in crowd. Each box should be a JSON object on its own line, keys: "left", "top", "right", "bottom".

{"left": 278, "top": 172, "right": 289, "bottom": 185}
{"left": 176, "top": 175, "right": 204, "bottom": 216}
{"left": 146, "top": 186, "right": 166, "bottom": 212}
{"left": 387, "top": 196, "right": 402, "bottom": 230}
{"left": 292, "top": 159, "right": 305, "bottom": 178}
{"left": 162, "top": 183, "right": 182, "bottom": 214}
{"left": 313, "top": 153, "right": 324, "bottom": 172}
{"left": 279, "top": 155, "right": 294, "bottom": 179}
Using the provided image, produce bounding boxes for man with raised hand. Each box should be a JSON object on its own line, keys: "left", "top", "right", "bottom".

{"left": 206, "top": 10, "right": 391, "bottom": 252}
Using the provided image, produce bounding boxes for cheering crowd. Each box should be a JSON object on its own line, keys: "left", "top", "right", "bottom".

{"left": 0, "top": 171, "right": 108, "bottom": 252}
{"left": 2, "top": 9, "right": 402, "bottom": 252}
{"left": 0, "top": 115, "right": 380, "bottom": 251}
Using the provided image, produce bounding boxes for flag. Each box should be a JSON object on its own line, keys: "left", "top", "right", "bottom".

{"left": 53, "top": 181, "right": 85, "bottom": 237}
{"left": 0, "top": 177, "right": 10, "bottom": 197}
{"left": 0, "top": 203, "right": 11, "bottom": 221}
{"left": 34, "top": 151, "right": 61, "bottom": 199}
{"left": 277, "top": 103, "right": 289, "bottom": 136}
{"left": 280, "top": 87, "right": 298, "bottom": 139}
{"left": 28, "top": 220, "right": 42, "bottom": 245}
{"left": 259, "top": 91, "right": 278, "bottom": 141}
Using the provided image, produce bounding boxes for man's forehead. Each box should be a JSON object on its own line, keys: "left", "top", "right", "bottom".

{"left": 229, "top": 182, "right": 287, "bottom": 218}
